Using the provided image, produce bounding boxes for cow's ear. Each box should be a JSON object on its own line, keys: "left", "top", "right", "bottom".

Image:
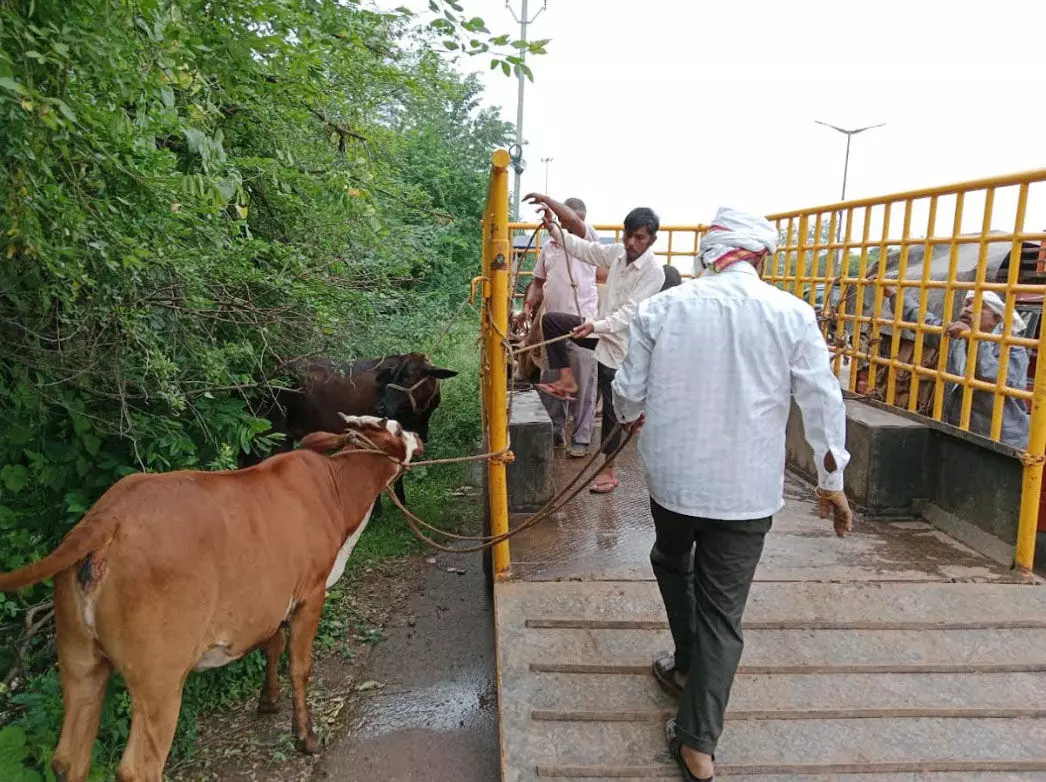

{"left": 300, "top": 432, "right": 344, "bottom": 453}
{"left": 425, "top": 366, "right": 458, "bottom": 379}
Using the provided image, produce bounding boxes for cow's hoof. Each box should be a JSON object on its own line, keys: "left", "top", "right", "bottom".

{"left": 296, "top": 732, "right": 320, "bottom": 755}
{"left": 257, "top": 697, "right": 280, "bottom": 715}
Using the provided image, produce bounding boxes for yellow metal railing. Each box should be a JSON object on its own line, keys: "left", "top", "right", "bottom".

{"left": 482, "top": 165, "right": 1046, "bottom": 574}
{"left": 479, "top": 150, "right": 512, "bottom": 577}
{"left": 765, "top": 169, "right": 1046, "bottom": 571}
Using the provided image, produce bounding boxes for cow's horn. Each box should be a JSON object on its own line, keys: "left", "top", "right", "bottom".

{"left": 338, "top": 412, "right": 353, "bottom": 424}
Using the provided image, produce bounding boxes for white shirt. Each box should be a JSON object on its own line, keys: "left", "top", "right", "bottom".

{"left": 533, "top": 224, "right": 600, "bottom": 320}
{"left": 611, "top": 263, "right": 850, "bottom": 520}
{"left": 556, "top": 228, "right": 665, "bottom": 369}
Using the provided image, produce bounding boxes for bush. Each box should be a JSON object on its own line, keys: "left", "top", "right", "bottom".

{"left": 0, "top": 0, "right": 516, "bottom": 776}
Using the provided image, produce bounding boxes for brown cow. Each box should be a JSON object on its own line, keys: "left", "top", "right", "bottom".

{"left": 0, "top": 415, "right": 420, "bottom": 782}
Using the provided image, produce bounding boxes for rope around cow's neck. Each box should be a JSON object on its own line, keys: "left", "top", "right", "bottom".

{"left": 336, "top": 422, "right": 635, "bottom": 553}
{"left": 386, "top": 423, "right": 634, "bottom": 553}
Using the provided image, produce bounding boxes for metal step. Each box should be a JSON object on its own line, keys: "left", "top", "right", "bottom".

{"left": 526, "top": 671, "right": 1046, "bottom": 714}
{"left": 520, "top": 626, "right": 1046, "bottom": 670}
{"left": 524, "top": 719, "right": 1046, "bottom": 777}
{"left": 497, "top": 580, "right": 1046, "bottom": 626}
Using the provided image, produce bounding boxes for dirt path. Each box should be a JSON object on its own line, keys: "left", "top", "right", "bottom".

{"left": 168, "top": 549, "right": 498, "bottom": 781}
{"left": 313, "top": 550, "right": 498, "bottom": 781}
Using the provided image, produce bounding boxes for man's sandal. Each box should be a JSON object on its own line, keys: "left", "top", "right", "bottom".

{"left": 665, "top": 719, "right": 714, "bottom": 782}
{"left": 652, "top": 653, "right": 684, "bottom": 699}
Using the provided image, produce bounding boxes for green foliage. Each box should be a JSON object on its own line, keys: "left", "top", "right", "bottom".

{"left": 0, "top": 0, "right": 516, "bottom": 776}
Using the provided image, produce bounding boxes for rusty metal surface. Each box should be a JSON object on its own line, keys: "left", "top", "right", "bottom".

{"left": 505, "top": 444, "right": 1029, "bottom": 584}
{"left": 495, "top": 448, "right": 1046, "bottom": 781}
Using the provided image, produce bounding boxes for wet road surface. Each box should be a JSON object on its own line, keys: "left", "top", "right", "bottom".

{"left": 313, "top": 550, "right": 499, "bottom": 781}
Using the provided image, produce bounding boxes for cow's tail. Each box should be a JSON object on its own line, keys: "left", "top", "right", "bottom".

{"left": 0, "top": 520, "right": 112, "bottom": 592}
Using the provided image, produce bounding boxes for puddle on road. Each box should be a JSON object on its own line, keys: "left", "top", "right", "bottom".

{"left": 353, "top": 675, "right": 496, "bottom": 737}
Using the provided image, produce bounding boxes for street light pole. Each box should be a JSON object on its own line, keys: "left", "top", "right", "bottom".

{"left": 541, "top": 156, "right": 553, "bottom": 192}
{"left": 815, "top": 120, "right": 886, "bottom": 276}
{"left": 506, "top": 0, "right": 547, "bottom": 220}
{"left": 814, "top": 120, "right": 886, "bottom": 202}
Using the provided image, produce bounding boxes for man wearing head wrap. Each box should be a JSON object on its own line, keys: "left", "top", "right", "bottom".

{"left": 611, "top": 207, "right": 853, "bottom": 782}
{"left": 882, "top": 285, "right": 1030, "bottom": 448}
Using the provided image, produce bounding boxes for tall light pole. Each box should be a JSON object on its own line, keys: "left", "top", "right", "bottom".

{"left": 541, "top": 156, "right": 553, "bottom": 192}
{"left": 814, "top": 120, "right": 886, "bottom": 202}
{"left": 506, "top": 0, "right": 547, "bottom": 220}
{"left": 815, "top": 120, "right": 886, "bottom": 277}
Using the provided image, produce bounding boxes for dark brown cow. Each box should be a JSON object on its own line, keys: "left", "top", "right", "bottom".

{"left": 0, "top": 416, "right": 420, "bottom": 782}
{"left": 250, "top": 353, "right": 457, "bottom": 511}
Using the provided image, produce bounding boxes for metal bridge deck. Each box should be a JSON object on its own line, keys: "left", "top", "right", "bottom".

{"left": 494, "top": 444, "right": 1046, "bottom": 781}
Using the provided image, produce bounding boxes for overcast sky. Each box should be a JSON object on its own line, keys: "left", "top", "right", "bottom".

{"left": 391, "top": 0, "right": 1046, "bottom": 255}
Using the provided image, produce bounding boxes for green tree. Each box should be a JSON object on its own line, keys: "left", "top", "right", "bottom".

{"left": 0, "top": 0, "right": 533, "bottom": 775}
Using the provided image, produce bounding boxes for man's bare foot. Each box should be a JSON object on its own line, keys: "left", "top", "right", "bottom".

{"left": 680, "top": 745, "right": 714, "bottom": 779}
{"left": 536, "top": 382, "right": 577, "bottom": 400}
{"left": 589, "top": 468, "right": 619, "bottom": 494}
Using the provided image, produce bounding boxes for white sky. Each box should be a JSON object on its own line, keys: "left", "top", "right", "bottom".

{"left": 389, "top": 0, "right": 1046, "bottom": 255}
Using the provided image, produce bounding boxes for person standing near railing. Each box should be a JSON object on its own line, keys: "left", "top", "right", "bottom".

{"left": 882, "top": 285, "right": 1030, "bottom": 448}
{"left": 513, "top": 197, "right": 601, "bottom": 457}
{"left": 610, "top": 206, "right": 854, "bottom": 782}
{"left": 523, "top": 192, "right": 665, "bottom": 494}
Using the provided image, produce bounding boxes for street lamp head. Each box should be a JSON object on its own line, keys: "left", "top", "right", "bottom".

{"left": 815, "top": 120, "right": 887, "bottom": 136}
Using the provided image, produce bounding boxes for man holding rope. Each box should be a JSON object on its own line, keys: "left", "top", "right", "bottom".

{"left": 514, "top": 197, "right": 600, "bottom": 457}
{"left": 524, "top": 192, "right": 665, "bottom": 494}
{"left": 611, "top": 207, "right": 853, "bottom": 781}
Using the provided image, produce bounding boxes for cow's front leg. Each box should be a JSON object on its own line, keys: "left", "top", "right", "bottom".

{"left": 257, "top": 630, "right": 285, "bottom": 714}
{"left": 287, "top": 588, "right": 324, "bottom": 754}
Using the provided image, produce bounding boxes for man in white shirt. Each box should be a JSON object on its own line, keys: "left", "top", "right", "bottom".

{"left": 611, "top": 207, "right": 854, "bottom": 782}
{"left": 524, "top": 192, "right": 665, "bottom": 493}
{"left": 515, "top": 197, "right": 600, "bottom": 457}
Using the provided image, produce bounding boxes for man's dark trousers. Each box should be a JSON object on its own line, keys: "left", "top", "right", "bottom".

{"left": 649, "top": 497, "right": 772, "bottom": 757}
{"left": 541, "top": 311, "right": 622, "bottom": 455}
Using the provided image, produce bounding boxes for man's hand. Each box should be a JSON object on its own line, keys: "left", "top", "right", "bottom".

{"left": 815, "top": 488, "right": 853, "bottom": 537}
{"left": 881, "top": 284, "right": 896, "bottom": 299}
{"left": 523, "top": 192, "right": 549, "bottom": 206}
{"left": 946, "top": 321, "right": 970, "bottom": 339}
{"left": 512, "top": 307, "right": 530, "bottom": 331}
{"left": 624, "top": 412, "right": 646, "bottom": 434}
{"left": 535, "top": 205, "right": 557, "bottom": 232}
{"left": 571, "top": 321, "right": 595, "bottom": 339}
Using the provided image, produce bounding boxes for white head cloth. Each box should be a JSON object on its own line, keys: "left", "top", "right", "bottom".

{"left": 965, "top": 290, "right": 1027, "bottom": 335}
{"left": 697, "top": 207, "right": 779, "bottom": 273}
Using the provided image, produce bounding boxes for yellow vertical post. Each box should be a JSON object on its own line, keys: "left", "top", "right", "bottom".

{"left": 909, "top": 196, "right": 938, "bottom": 412}
{"left": 1017, "top": 337, "right": 1046, "bottom": 571}
{"left": 990, "top": 183, "right": 1029, "bottom": 440}
{"left": 486, "top": 149, "right": 513, "bottom": 577}
{"left": 1013, "top": 185, "right": 1042, "bottom": 571}
{"left": 795, "top": 213, "right": 809, "bottom": 302}
{"left": 885, "top": 199, "right": 914, "bottom": 407}
{"left": 832, "top": 208, "right": 855, "bottom": 386}
{"left": 959, "top": 188, "right": 995, "bottom": 432}
{"left": 932, "top": 193, "right": 965, "bottom": 420}
{"left": 868, "top": 203, "right": 893, "bottom": 392}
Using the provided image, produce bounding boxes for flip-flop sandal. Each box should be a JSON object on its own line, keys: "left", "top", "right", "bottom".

{"left": 589, "top": 477, "right": 619, "bottom": 494}
{"left": 536, "top": 383, "right": 576, "bottom": 402}
{"left": 665, "top": 719, "right": 714, "bottom": 782}
{"left": 652, "top": 653, "right": 685, "bottom": 699}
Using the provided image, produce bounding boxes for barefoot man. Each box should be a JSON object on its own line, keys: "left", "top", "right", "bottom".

{"left": 524, "top": 192, "right": 664, "bottom": 493}
{"left": 611, "top": 207, "right": 854, "bottom": 781}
